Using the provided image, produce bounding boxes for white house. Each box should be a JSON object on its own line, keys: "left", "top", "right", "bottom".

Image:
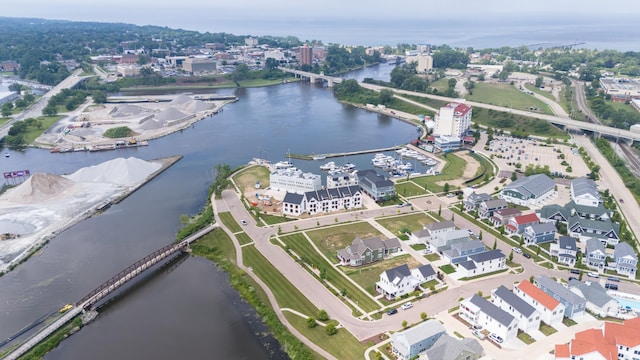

{"left": 492, "top": 285, "right": 541, "bottom": 333}
{"left": 500, "top": 174, "right": 555, "bottom": 207}
{"left": 614, "top": 242, "right": 638, "bottom": 278}
{"left": 459, "top": 294, "right": 518, "bottom": 342}
{"left": 551, "top": 236, "right": 578, "bottom": 267}
{"left": 514, "top": 280, "right": 565, "bottom": 326}
{"left": 568, "top": 280, "right": 619, "bottom": 318}
{"left": 281, "top": 185, "right": 362, "bottom": 216}
{"left": 570, "top": 177, "right": 602, "bottom": 207}
{"left": 457, "top": 249, "right": 506, "bottom": 278}
{"left": 270, "top": 167, "right": 322, "bottom": 194}
{"left": 376, "top": 264, "right": 435, "bottom": 300}
{"left": 391, "top": 320, "right": 445, "bottom": 360}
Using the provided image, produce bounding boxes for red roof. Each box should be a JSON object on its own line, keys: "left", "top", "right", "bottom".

{"left": 517, "top": 280, "right": 560, "bottom": 311}
{"left": 462, "top": 136, "right": 475, "bottom": 143}
{"left": 454, "top": 103, "right": 472, "bottom": 116}
{"left": 555, "top": 344, "right": 570, "bottom": 358}
{"left": 605, "top": 319, "right": 640, "bottom": 348}
{"left": 569, "top": 329, "right": 616, "bottom": 359}
{"left": 514, "top": 213, "right": 539, "bottom": 225}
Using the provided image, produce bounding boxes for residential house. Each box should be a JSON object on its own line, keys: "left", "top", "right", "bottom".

{"left": 457, "top": 249, "right": 506, "bottom": 278}
{"left": 585, "top": 238, "right": 607, "bottom": 272}
{"left": 568, "top": 280, "right": 619, "bottom": 317}
{"left": 566, "top": 201, "right": 612, "bottom": 222}
{"left": 270, "top": 167, "right": 322, "bottom": 194}
{"left": 282, "top": 185, "right": 362, "bottom": 216}
{"left": 505, "top": 213, "right": 540, "bottom": 235}
{"left": 551, "top": 236, "right": 578, "bottom": 267}
{"left": 490, "top": 207, "right": 522, "bottom": 228}
{"left": 492, "top": 285, "right": 541, "bottom": 333}
{"left": 614, "top": 242, "right": 638, "bottom": 278}
{"left": 376, "top": 264, "right": 435, "bottom": 300}
{"left": 537, "top": 204, "right": 569, "bottom": 224}
{"left": 326, "top": 170, "right": 359, "bottom": 189}
{"left": 443, "top": 240, "right": 486, "bottom": 264}
{"left": 514, "top": 280, "right": 565, "bottom": 326}
{"left": 337, "top": 237, "right": 401, "bottom": 267}
{"left": 390, "top": 320, "right": 445, "bottom": 360}
{"left": 571, "top": 177, "right": 602, "bottom": 207}
{"left": 568, "top": 215, "right": 621, "bottom": 246}
{"left": 282, "top": 192, "right": 305, "bottom": 216}
{"left": 523, "top": 222, "right": 557, "bottom": 245}
{"left": 535, "top": 275, "right": 586, "bottom": 319}
{"left": 500, "top": 173, "right": 555, "bottom": 207}
{"left": 427, "top": 230, "right": 470, "bottom": 253}
{"left": 459, "top": 294, "right": 518, "bottom": 342}
{"left": 464, "top": 192, "right": 491, "bottom": 213}
{"left": 423, "top": 220, "right": 457, "bottom": 238}
{"left": 408, "top": 228, "right": 431, "bottom": 245}
{"left": 357, "top": 169, "right": 395, "bottom": 202}
{"left": 421, "top": 334, "right": 483, "bottom": 360}
{"left": 554, "top": 318, "right": 640, "bottom": 360}
{"left": 477, "top": 199, "right": 508, "bottom": 219}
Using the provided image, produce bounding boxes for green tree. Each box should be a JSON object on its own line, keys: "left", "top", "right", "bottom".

{"left": 317, "top": 310, "right": 329, "bottom": 321}
{"left": 438, "top": 204, "right": 442, "bottom": 216}
{"left": 420, "top": 312, "right": 427, "bottom": 321}
{"left": 230, "top": 64, "right": 250, "bottom": 86}
{"left": 325, "top": 323, "right": 338, "bottom": 335}
{"left": 443, "top": 183, "right": 450, "bottom": 194}
{"left": 92, "top": 90, "right": 107, "bottom": 104}
{"left": 535, "top": 76, "right": 544, "bottom": 88}
{"left": 492, "top": 239, "right": 497, "bottom": 250}
{"left": 1, "top": 105, "right": 11, "bottom": 118}
{"left": 379, "top": 89, "right": 394, "bottom": 105}
{"left": 306, "top": 317, "right": 317, "bottom": 328}
{"left": 43, "top": 105, "right": 57, "bottom": 116}
{"left": 402, "top": 320, "right": 408, "bottom": 328}
{"left": 511, "top": 172, "right": 518, "bottom": 181}
{"left": 509, "top": 251, "right": 514, "bottom": 262}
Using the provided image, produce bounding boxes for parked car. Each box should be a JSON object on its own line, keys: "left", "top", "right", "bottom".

{"left": 570, "top": 269, "right": 581, "bottom": 275}
{"left": 523, "top": 253, "right": 531, "bottom": 259}
{"left": 489, "top": 333, "right": 504, "bottom": 344}
{"left": 568, "top": 277, "right": 578, "bottom": 282}
{"left": 587, "top": 272, "right": 600, "bottom": 278}
{"left": 620, "top": 198, "right": 624, "bottom": 203}
{"left": 472, "top": 329, "right": 485, "bottom": 339}
{"left": 387, "top": 308, "right": 398, "bottom": 315}
{"left": 512, "top": 247, "right": 522, "bottom": 254}
{"left": 401, "top": 302, "right": 413, "bottom": 310}
{"left": 608, "top": 276, "right": 620, "bottom": 282}
{"left": 605, "top": 283, "right": 619, "bottom": 290}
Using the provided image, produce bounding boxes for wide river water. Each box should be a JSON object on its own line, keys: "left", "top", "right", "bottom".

{"left": 0, "top": 64, "right": 412, "bottom": 359}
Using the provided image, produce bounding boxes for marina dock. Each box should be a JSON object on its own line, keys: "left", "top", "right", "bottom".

{"left": 288, "top": 145, "right": 403, "bottom": 160}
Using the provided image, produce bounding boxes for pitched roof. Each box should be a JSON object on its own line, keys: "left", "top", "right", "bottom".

{"left": 494, "top": 207, "right": 522, "bottom": 217}
{"left": 466, "top": 192, "right": 491, "bottom": 203}
{"left": 569, "top": 215, "right": 620, "bottom": 234}
{"left": 605, "top": 318, "right": 640, "bottom": 348}
{"left": 514, "top": 213, "right": 539, "bottom": 225}
{"left": 504, "top": 173, "right": 555, "bottom": 198}
{"left": 571, "top": 177, "right": 601, "bottom": 201}
{"left": 384, "top": 264, "right": 412, "bottom": 284}
{"left": 424, "top": 334, "right": 483, "bottom": 360}
{"left": 568, "top": 280, "right": 615, "bottom": 308}
{"left": 482, "top": 199, "right": 508, "bottom": 209}
{"left": 614, "top": 242, "right": 637, "bottom": 260}
{"left": 415, "top": 264, "right": 435, "bottom": 279}
{"left": 425, "top": 220, "right": 456, "bottom": 231}
{"left": 494, "top": 285, "right": 536, "bottom": 317}
{"left": 536, "top": 274, "right": 586, "bottom": 306}
{"left": 412, "top": 229, "right": 431, "bottom": 238}
{"left": 526, "top": 222, "right": 556, "bottom": 234}
{"left": 468, "top": 249, "right": 504, "bottom": 263}
{"left": 558, "top": 236, "right": 577, "bottom": 251}
{"left": 469, "top": 294, "right": 515, "bottom": 327}
{"left": 586, "top": 237, "right": 606, "bottom": 254}
{"left": 538, "top": 203, "right": 569, "bottom": 221}
{"left": 283, "top": 192, "right": 304, "bottom": 204}
{"left": 391, "top": 319, "right": 445, "bottom": 347}
{"left": 569, "top": 328, "right": 616, "bottom": 359}
{"left": 517, "top": 279, "right": 561, "bottom": 311}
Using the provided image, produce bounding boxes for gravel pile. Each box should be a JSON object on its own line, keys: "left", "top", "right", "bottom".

{"left": 64, "top": 157, "right": 162, "bottom": 186}
{"left": 109, "top": 104, "right": 146, "bottom": 118}
{"left": 5, "top": 173, "right": 76, "bottom": 204}
{"left": 154, "top": 107, "right": 188, "bottom": 122}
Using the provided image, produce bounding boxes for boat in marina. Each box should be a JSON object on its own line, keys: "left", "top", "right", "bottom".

{"left": 423, "top": 158, "right": 437, "bottom": 166}
{"left": 319, "top": 161, "right": 336, "bottom": 171}
{"left": 312, "top": 155, "right": 327, "bottom": 160}
{"left": 274, "top": 160, "right": 294, "bottom": 169}
{"left": 342, "top": 163, "right": 356, "bottom": 171}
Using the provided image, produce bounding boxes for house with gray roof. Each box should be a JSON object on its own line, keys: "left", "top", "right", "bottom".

{"left": 477, "top": 198, "right": 508, "bottom": 219}
{"left": 357, "top": 169, "right": 395, "bottom": 202}
{"left": 443, "top": 240, "right": 486, "bottom": 264}
{"left": 500, "top": 173, "right": 555, "bottom": 207}
{"left": 390, "top": 319, "right": 445, "bottom": 360}
{"left": 281, "top": 185, "right": 362, "bottom": 216}
{"left": 427, "top": 229, "right": 469, "bottom": 253}
{"left": 614, "top": 242, "right": 637, "bottom": 278}
{"left": 490, "top": 207, "right": 522, "bottom": 227}
{"left": 535, "top": 275, "right": 586, "bottom": 318}
{"left": 457, "top": 249, "right": 506, "bottom": 278}
{"left": 492, "top": 285, "right": 541, "bottom": 333}
{"left": 376, "top": 264, "right": 436, "bottom": 300}
{"left": 464, "top": 191, "right": 491, "bottom": 212}
{"left": 459, "top": 294, "right": 518, "bottom": 342}
{"left": 551, "top": 236, "right": 578, "bottom": 267}
{"left": 337, "top": 236, "right": 401, "bottom": 267}
{"left": 585, "top": 238, "right": 607, "bottom": 272}
{"left": 569, "top": 215, "right": 621, "bottom": 246}
{"left": 523, "top": 222, "right": 557, "bottom": 245}
{"left": 422, "top": 335, "right": 483, "bottom": 360}
{"left": 568, "top": 280, "right": 619, "bottom": 317}
{"left": 537, "top": 204, "right": 569, "bottom": 224}
{"left": 424, "top": 220, "right": 457, "bottom": 237}
{"left": 571, "top": 177, "right": 602, "bottom": 207}
{"left": 566, "top": 200, "right": 612, "bottom": 222}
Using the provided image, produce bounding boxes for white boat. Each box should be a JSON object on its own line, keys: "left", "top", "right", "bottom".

{"left": 312, "top": 155, "right": 327, "bottom": 160}
{"left": 274, "top": 160, "right": 294, "bottom": 169}
{"left": 4, "top": 151, "right": 9, "bottom": 158}
{"left": 319, "top": 161, "right": 336, "bottom": 171}
{"left": 423, "top": 158, "right": 437, "bottom": 166}
{"left": 342, "top": 163, "right": 356, "bottom": 171}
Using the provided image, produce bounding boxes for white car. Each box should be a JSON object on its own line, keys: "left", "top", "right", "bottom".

{"left": 587, "top": 272, "right": 599, "bottom": 278}
{"left": 401, "top": 302, "right": 413, "bottom": 310}
{"left": 512, "top": 247, "right": 522, "bottom": 254}
{"left": 489, "top": 333, "right": 503, "bottom": 343}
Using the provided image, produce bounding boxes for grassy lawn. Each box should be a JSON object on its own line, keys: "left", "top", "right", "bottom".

{"left": 517, "top": 330, "right": 536, "bottom": 344}
{"left": 400, "top": 94, "right": 449, "bottom": 110}
{"left": 525, "top": 84, "right": 555, "bottom": 101}
{"left": 395, "top": 181, "right": 429, "bottom": 197}
{"left": 217, "top": 211, "right": 242, "bottom": 233}
{"left": 466, "top": 82, "right": 552, "bottom": 114}
{"left": 439, "top": 264, "right": 456, "bottom": 274}
{"left": 539, "top": 323, "right": 558, "bottom": 336}
{"left": 375, "top": 213, "right": 435, "bottom": 237}
{"left": 0, "top": 118, "right": 10, "bottom": 126}
{"left": 405, "top": 153, "right": 467, "bottom": 193}
{"left": 460, "top": 268, "right": 508, "bottom": 281}
{"left": 562, "top": 317, "right": 577, "bottom": 327}
{"left": 411, "top": 244, "right": 427, "bottom": 251}
{"left": 236, "top": 232, "right": 253, "bottom": 245}
{"left": 471, "top": 107, "right": 569, "bottom": 139}
{"left": 263, "top": 214, "right": 294, "bottom": 226}
{"left": 343, "top": 254, "right": 424, "bottom": 295}
{"left": 425, "top": 253, "right": 440, "bottom": 262}
{"left": 279, "top": 233, "right": 380, "bottom": 312}
{"left": 284, "top": 313, "right": 366, "bottom": 360}
{"left": 306, "top": 222, "right": 383, "bottom": 260}
{"left": 23, "top": 116, "right": 63, "bottom": 144}
{"left": 242, "top": 244, "right": 319, "bottom": 316}
{"left": 232, "top": 165, "right": 271, "bottom": 192}
{"left": 431, "top": 78, "right": 451, "bottom": 93}
{"left": 537, "top": 261, "right": 554, "bottom": 269}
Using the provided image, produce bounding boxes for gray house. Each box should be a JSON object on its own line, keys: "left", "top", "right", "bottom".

{"left": 423, "top": 335, "right": 483, "bottom": 360}
{"left": 523, "top": 222, "right": 557, "bottom": 245}
{"left": 568, "top": 279, "right": 619, "bottom": 317}
{"left": 464, "top": 192, "right": 491, "bottom": 212}
{"left": 492, "top": 285, "right": 541, "bottom": 333}
{"left": 337, "top": 236, "right": 401, "bottom": 266}
{"left": 478, "top": 199, "right": 508, "bottom": 219}
{"left": 443, "top": 240, "right": 486, "bottom": 264}
{"left": 568, "top": 215, "right": 620, "bottom": 246}
{"left": 570, "top": 177, "right": 602, "bottom": 207}
{"left": 357, "top": 169, "right": 395, "bottom": 202}
{"left": 585, "top": 238, "right": 607, "bottom": 272}
{"left": 614, "top": 242, "right": 638, "bottom": 278}
{"left": 553, "top": 236, "right": 578, "bottom": 267}
{"left": 390, "top": 319, "right": 445, "bottom": 360}
{"left": 535, "top": 275, "right": 586, "bottom": 319}
{"left": 501, "top": 173, "right": 555, "bottom": 206}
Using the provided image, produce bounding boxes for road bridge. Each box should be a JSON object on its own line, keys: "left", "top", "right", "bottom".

{"left": 278, "top": 67, "right": 343, "bottom": 87}
{"left": 3, "top": 224, "right": 217, "bottom": 360}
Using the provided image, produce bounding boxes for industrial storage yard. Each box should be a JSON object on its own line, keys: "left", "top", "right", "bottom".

{"left": 0, "top": 157, "right": 173, "bottom": 273}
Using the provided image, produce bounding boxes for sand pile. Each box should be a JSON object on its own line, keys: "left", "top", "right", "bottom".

{"left": 179, "top": 100, "right": 216, "bottom": 113}
{"left": 169, "top": 94, "right": 192, "bottom": 106}
{"left": 109, "top": 104, "right": 146, "bottom": 118}
{"left": 137, "top": 118, "right": 165, "bottom": 131}
{"left": 65, "top": 157, "right": 162, "bottom": 187}
{"left": 5, "top": 173, "right": 76, "bottom": 204}
{"left": 154, "top": 107, "right": 188, "bottom": 122}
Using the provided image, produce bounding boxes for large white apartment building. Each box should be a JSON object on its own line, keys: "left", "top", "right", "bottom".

{"left": 405, "top": 54, "right": 433, "bottom": 73}
{"left": 433, "top": 102, "right": 472, "bottom": 138}
{"left": 269, "top": 167, "right": 322, "bottom": 194}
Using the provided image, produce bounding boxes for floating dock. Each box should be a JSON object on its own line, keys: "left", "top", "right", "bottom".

{"left": 287, "top": 145, "right": 403, "bottom": 160}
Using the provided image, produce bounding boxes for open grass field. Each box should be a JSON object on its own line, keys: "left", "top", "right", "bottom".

{"left": 400, "top": 94, "right": 449, "bottom": 110}
{"left": 430, "top": 78, "right": 450, "bottom": 93}
{"left": 217, "top": 211, "right": 242, "bottom": 233}
{"left": 306, "top": 222, "right": 383, "bottom": 260}
{"left": 232, "top": 165, "right": 270, "bottom": 192}
{"left": 242, "top": 244, "right": 320, "bottom": 316}
{"left": 192, "top": 228, "right": 237, "bottom": 265}
{"left": 466, "top": 82, "right": 552, "bottom": 115}
{"left": 342, "top": 254, "right": 423, "bottom": 295}
{"left": 401, "top": 153, "right": 466, "bottom": 193}
{"left": 524, "top": 84, "right": 555, "bottom": 101}
{"left": 375, "top": 213, "right": 435, "bottom": 237}
{"left": 471, "top": 107, "right": 569, "bottom": 139}
{"left": 284, "top": 312, "right": 366, "bottom": 360}
{"left": 0, "top": 118, "right": 10, "bottom": 126}
{"left": 25, "top": 116, "right": 62, "bottom": 144}
{"left": 235, "top": 232, "right": 253, "bottom": 245}
{"left": 395, "top": 181, "right": 429, "bottom": 197}
{"left": 279, "top": 233, "right": 380, "bottom": 312}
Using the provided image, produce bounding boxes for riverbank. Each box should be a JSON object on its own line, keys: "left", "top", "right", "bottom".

{"left": 119, "top": 77, "right": 300, "bottom": 92}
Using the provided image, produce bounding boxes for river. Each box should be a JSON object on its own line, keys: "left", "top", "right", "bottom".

{"left": 0, "top": 65, "right": 411, "bottom": 359}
